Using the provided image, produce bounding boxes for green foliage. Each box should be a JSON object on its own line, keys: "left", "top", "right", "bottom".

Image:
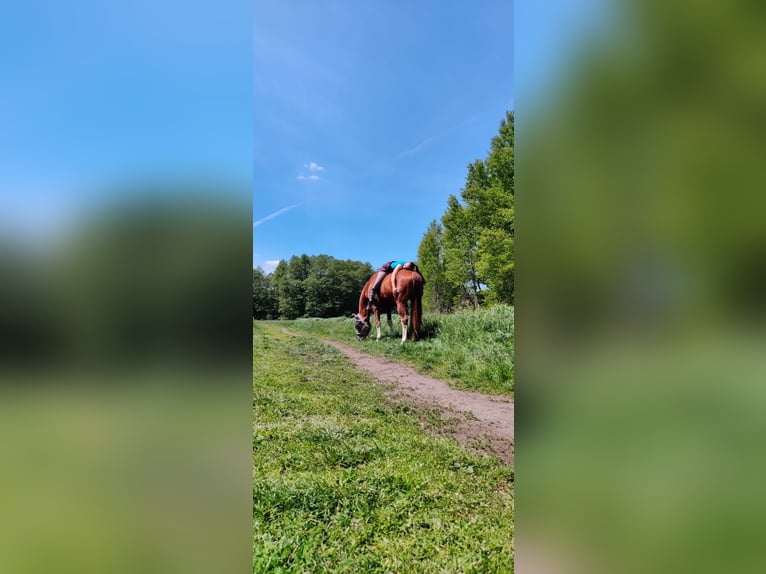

{"left": 442, "top": 195, "right": 481, "bottom": 308}
{"left": 256, "top": 255, "right": 374, "bottom": 320}
{"left": 252, "top": 267, "right": 278, "bottom": 319}
{"left": 473, "top": 114, "right": 514, "bottom": 304}
{"left": 518, "top": 5, "right": 766, "bottom": 574}
{"left": 2, "top": 198, "right": 250, "bottom": 370}
{"left": 286, "top": 304, "right": 514, "bottom": 395}
{"left": 476, "top": 227, "right": 514, "bottom": 304}
{"left": 253, "top": 323, "right": 514, "bottom": 571}
{"left": 416, "top": 220, "right": 457, "bottom": 312}
{"left": 421, "top": 110, "right": 514, "bottom": 308}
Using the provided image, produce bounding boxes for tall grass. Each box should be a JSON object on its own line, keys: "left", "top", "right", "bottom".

{"left": 282, "top": 305, "right": 514, "bottom": 395}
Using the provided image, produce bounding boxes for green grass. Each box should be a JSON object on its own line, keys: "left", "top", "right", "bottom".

{"left": 253, "top": 323, "right": 514, "bottom": 573}
{"left": 278, "top": 305, "right": 514, "bottom": 396}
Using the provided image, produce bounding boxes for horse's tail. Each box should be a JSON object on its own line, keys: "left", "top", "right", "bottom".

{"left": 412, "top": 263, "right": 426, "bottom": 285}
{"left": 410, "top": 275, "right": 424, "bottom": 340}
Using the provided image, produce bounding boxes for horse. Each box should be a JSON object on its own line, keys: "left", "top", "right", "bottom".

{"left": 352, "top": 268, "right": 424, "bottom": 343}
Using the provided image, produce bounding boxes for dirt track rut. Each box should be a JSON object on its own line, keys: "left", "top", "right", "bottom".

{"left": 283, "top": 328, "right": 514, "bottom": 465}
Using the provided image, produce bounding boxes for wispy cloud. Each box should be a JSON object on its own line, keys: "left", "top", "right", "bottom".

{"left": 394, "top": 116, "right": 481, "bottom": 161}
{"left": 304, "top": 162, "right": 324, "bottom": 172}
{"left": 263, "top": 260, "right": 281, "bottom": 272}
{"left": 395, "top": 135, "right": 439, "bottom": 160}
{"left": 253, "top": 203, "right": 303, "bottom": 227}
{"left": 309, "top": 174, "right": 320, "bottom": 180}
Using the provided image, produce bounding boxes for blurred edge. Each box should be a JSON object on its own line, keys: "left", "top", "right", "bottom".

{"left": 1, "top": 184, "right": 251, "bottom": 379}
{"left": 517, "top": 1, "right": 766, "bottom": 574}
{"left": 0, "top": 191, "right": 254, "bottom": 574}
{"left": 0, "top": 1, "right": 252, "bottom": 574}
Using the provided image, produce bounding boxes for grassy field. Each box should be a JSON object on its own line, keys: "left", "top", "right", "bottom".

{"left": 279, "top": 304, "right": 514, "bottom": 396}
{"left": 253, "top": 322, "right": 514, "bottom": 572}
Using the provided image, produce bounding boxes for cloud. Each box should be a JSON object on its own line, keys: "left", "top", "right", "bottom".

{"left": 394, "top": 116, "right": 478, "bottom": 161}
{"left": 263, "top": 260, "right": 280, "bottom": 272}
{"left": 253, "top": 203, "right": 303, "bottom": 227}
{"left": 395, "top": 135, "right": 439, "bottom": 160}
{"left": 297, "top": 162, "right": 324, "bottom": 181}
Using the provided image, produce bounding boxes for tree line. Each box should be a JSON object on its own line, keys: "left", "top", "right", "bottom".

{"left": 417, "top": 110, "right": 514, "bottom": 311}
{"left": 253, "top": 110, "right": 514, "bottom": 319}
{"left": 253, "top": 255, "right": 373, "bottom": 319}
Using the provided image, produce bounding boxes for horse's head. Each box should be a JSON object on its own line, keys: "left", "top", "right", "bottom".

{"left": 352, "top": 313, "right": 371, "bottom": 340}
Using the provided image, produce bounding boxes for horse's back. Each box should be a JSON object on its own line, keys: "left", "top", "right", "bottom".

{"left": 361, "top": 269, "right": 424, "bottom": 305}
{"left": 399, "top": 269, "right": 424, "bottom": 295}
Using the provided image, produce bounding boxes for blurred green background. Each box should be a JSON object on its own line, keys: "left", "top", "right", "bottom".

{"left": 0, "top": 197, "right": 252, "bottom": 574}
{"left": 1, "top": 192, "right": 249, "bottom": 375}
{"left": 0, "top": 1, "right": 252, "bottom": 572}
{"left": 517, "top": 1, "right": 766, "bottom": 573}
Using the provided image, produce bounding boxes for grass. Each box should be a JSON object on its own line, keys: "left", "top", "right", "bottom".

{"left": 0, "top": 382, "right": 247, "bottom": 574}
{"left": 279, "top": 305, "right": 514, "bottom": 396}
{"left": 253, "top": 322, "right": 514, "bottom": 573}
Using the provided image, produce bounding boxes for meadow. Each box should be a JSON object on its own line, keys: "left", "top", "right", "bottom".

{"left": 253, "top": 323, "right": 514, "bottom": 572}
{"left": 281, "top": 304, "right": 514, "bottom": 396}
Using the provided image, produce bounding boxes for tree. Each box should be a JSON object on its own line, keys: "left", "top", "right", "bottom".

{"left": 442, "top": 194, "right": 482, "bottom": 308}
{"left": 417, "top": 220, "right": 456, "bottom": 312}
{"left": 426, "top": 110, "right": 514, "bottom": 308}
{"left": 268, "top": 255, "right": 373, "bottom": 319}
{"left": 252, "top": 267, "right": 277, "bottom": 319}
{"left": 472, "top": 112, "right": 514, "bottom": 304}
{"left": 272, "top": 256, "right": 308, "bottom": 319}
{"left": 304, "top": 254, "right": 336, "bottom": 318}
{"left": 330, "top": 258, "right": 375, "bottom": 314}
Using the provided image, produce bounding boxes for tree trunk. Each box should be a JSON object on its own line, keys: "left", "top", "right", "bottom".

{"left": 468, "top": 253, "right": 480, "bottom": 309}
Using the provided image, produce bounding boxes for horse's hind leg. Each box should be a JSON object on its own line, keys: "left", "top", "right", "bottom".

{"left": 396, "top": 300, "right": 409, "bottom": 344}
{"left": 375, "top": 309, "right": 382, "bottom": 341}
{"left": 387, "top": 312, "right": 395, "bottom": 338}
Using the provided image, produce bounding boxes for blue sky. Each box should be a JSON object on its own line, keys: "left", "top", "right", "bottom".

{"left": 253, "top": 1, "right": 514, "bottom": 272}
{"left": 1, "top": 1, "right": 251, "bottom": 243}
{"left": 0, "top": 0, "right": 610, "bottom": 261}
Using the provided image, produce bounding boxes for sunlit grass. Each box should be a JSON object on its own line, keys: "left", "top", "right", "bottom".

{"left": 279, "top": 305, "right": 514, "bottom": 396}
{"left": 253, "top": 323, "right": 514, "bottom": 572}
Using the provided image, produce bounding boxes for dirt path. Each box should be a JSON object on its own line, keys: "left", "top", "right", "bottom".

{"left": 282, "top": 328, "right": 514, "bottom": 465}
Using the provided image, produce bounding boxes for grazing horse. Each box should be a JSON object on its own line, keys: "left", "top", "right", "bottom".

{"left": 352, "top": 269, "right": 424, "bottom": 343}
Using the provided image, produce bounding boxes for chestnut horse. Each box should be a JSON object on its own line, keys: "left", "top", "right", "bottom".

{"left": 352, "top": 269, "right": 424, "bottom": 343}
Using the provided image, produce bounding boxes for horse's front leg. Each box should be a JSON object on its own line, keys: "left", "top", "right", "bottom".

{"left": 387, "top": 312, "right": 395, "bottom": 338}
